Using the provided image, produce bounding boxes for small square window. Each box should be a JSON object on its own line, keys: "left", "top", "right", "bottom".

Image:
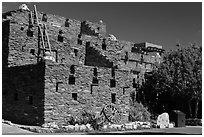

{"left": 77, "top": 39, "right": 82, "bottom": 45}
{"left": 30, "top": 49, "right": 35, "bottom": 55}
{"left": 72, "top": 93, "right": 77, "bottom": 100}
{"left": 69, "top": 75, "right": 75, "bottom": 85}
{"left": 111, "top": 93, "right": 116, "bottom": 104}
{"left": 110, "top": 79, "right": 116, "bottom": 87}
{"left": 92, "top": 77, "right": 98, "bottom": 84}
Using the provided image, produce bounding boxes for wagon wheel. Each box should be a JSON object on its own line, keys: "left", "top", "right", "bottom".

{"left": 101, "top": 104, "right": 122, "bottom": 124}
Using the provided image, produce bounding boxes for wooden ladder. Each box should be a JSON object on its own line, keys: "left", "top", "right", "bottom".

{"left": 33, "top": 5, "right": 53, "bottom": 60}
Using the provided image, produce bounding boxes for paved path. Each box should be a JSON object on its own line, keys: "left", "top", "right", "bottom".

{"left": 2, "top": 123, "right": 35, "bottom": 135}
{"left": 2, "top": 123, "right": 202, "bottom": 135}
{"left": 88, "top": 126, "right": 202, "bottom": 135}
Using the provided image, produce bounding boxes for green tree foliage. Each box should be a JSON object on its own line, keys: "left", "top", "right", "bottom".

{"left": 142, "top": 45, "right": 202, "bottom": 118}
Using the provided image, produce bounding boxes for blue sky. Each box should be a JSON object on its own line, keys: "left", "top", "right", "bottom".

{"left": 2, "top": 2, "right": 202, "bottom": 51}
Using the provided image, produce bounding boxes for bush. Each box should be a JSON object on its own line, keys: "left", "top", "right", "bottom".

{"left": 129, "top": 102, "right": 151, "bottom": 122}
{"left": 64, "top": 109, "right": 103, "bottom": 130}
{"left": 186, "top": 118, "right": 202, "bottom": 126}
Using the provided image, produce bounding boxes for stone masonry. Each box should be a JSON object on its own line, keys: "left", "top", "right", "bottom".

{"left": 2, "top": 8, "right": 164, "bottom": 126}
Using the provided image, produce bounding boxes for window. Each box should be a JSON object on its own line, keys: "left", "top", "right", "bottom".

{"left": 111, "top": 68, "right": 115, "bottom": 77}
{"left": 92, "top": 77, "right": 98, "bottom": 84}
{"left": 65, "top": 19, "right": 69, "bottom": 27}
{"left": 30, "top": 49, "right": 35, "bottom": 55}
{"left": 72, "top": 93, "right": 77, "bottom": 100}
{"left": 111, "top": 93, "right": 116, "bottom": 104}
{"left": 14, "top": 93, "right": 18, "bottom": 101}
{"left": 102, "top": 43, "right": 106, "bottom": 50}
{"left": 132, "top": 78, "right": 137, "bottom": 88}
{"left": 58, "top": 34, "right": 63, "bottom": 42}
{"left": 93, "top": 68, "right": 97, "bottom": 77}
{"left": 70, "top": 65, "right": 75, "bottom": 74}
{"left": 28, "top": 96, "right": 33, "bottom": 105}
{"left": 69, "top": 75, "right": 75, "bottom": 85}
{"left": 74, "top": 49, "right": 78, "bottom": 56}
{"left": 77, "top": 39, "right": 82, "bottom": 45}
{"left": 27, "top": 28, "right": 33, "bottom": 37}
{"left": 78, "top": 34, "right": 81, "bottom": 39}
{"left": 86, "top": 42, "right": 90, "bottom": 47}
{"left": 110, "top": 79, "right": 116, "bottom": 87}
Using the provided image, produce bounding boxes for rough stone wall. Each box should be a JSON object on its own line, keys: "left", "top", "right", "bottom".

{"left": 44, "top": 61, "right": 132, "bottom": 124}
{"left": 2, "top": 62, "right": 45, "bottom": 126}
{"left": 80, "top": 20, "right": 106, "bottom": 38}
{"left": 2, "top": 9, "right": 163, "bottom": 126}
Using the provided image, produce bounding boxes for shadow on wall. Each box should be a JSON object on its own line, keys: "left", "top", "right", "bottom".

{"left": 2, "top": 19, "right": 45, "bottom": 126}
{"left": 84, "top": 41, "right": 113, "bottom": 68}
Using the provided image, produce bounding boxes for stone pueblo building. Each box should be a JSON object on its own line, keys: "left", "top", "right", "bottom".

{"left": 2, "top": 6, "right": 164, "bottom": 126}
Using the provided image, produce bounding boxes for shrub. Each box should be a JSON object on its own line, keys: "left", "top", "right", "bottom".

{"left": 64, "top": 108, "right": 103, "bottom": 130}
{"left": 129, "top": 102, "right": 151, "bottom": 122}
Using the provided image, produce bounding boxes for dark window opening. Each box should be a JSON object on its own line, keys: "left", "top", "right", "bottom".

{"left": 20, "top": 26, "right": 24, "bottom": 31}
{"left": 111, "top": 68, "right": 115, "bottom": 77}
{"left": 93, "top": 68, "right": 97, "bottom": 77}
{"left": 61, "top": 57, "right": 65, "bottom": 63}
{"left": 110, "top": 79, "right": 116, "bottom": 87}
{"left": 77, "top": 39, "right": 82, "bottom": 45}
{"left": 74, "top": 49, "right": 78, "bottom": 56}
{"left": 30, "top": 49, "right": 35, "bottom": 55}
{"left": 27, "top": 28, "right": 34, "bottom": 37}
{"left": 97, "top": 27, "right": 100, "bottom": 31}
{"left": 58, "top": 34, "right": 64, "bottom": 42}
{"left": 70, "top": 65, "right": 75, "bottom": 74}
{"left": 124, "top": 52, "right": 128, "bottom": 64}
{"left": 78, "top": 34, "right": 81, "bottom": 39}
{"left": 92, "top": 77, "right": 98, "bottom": 84}
{"left": 111, "top": 93, "right": 116, "bottom": 104}
{"left": 65, "top": 19, "right": 70, "bottom": 27}
{"left": 86, "top": 42, "right": 90, "bottom": 47}
{"left": 141, "top": 55, "right": 144, "bottom": 63}
{"left": 14, "top": 93, "right": 18, "bottom": 101}
{"left": 102, "top": 43, "right": 106, "bottom": 50}
{"left": 132, "top": 78, "right": 137, "bottom": 88}
{"left": 69, "top": 75, "right": 75, "bottom": 85}
{"left": 28, "top": 96, "right": 33, "bottom": 105}
{"left": 42, "top": 14, "right": 48, "bottom": 22}
{"left": 72, "top": 93, "right": 77, "bottom": 100}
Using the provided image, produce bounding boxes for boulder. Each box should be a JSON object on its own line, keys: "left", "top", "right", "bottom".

{"left": 79, "top": 125, "right": 87, "bottom": 131}
{"left": 19, "top": 4, "right": 30, "bottom": 11}
{"left": 157, "top": 112, "right": 170, "bottom": 128}
{"left": 74, "top": 124, "right": 79, "bottom": 131}
{"left": 108, "top": 34, "right": 117, "bottom": 41}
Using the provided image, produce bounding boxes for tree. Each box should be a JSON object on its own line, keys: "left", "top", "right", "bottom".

{"left": 142, "top": 45, "right": 202, "bottom": 118}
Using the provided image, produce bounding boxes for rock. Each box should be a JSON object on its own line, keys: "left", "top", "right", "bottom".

{"left": 19, "top": 4, "right": 30, "bottom": 11}
{"left": 157, "top": 112, "right": 170, "bottom": 128}
{"left": 103, "top": 125, "right": 108, "bottom": 130}
{"left": 108, "top": 34, "right": 117, "bottom": 41}
{"left": 125, "top": 123, "right": 133, "bottom": 130}
{"left": 133, "top": 124, "right": 138, "bottom": 130}
{"left": 168, "top": 123, "right": 174, "bottom": 128}
{"left": 86, "top": 123, "right": 93, "bottom": 131}
{"left": 74, "top": 124, "right": 79, "bottom": 131}
{"left": 79, "top": 125, "right": 86, "bottom": 131}
{"left": 66, "top": 125, "right": 75, "bottom": 131}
